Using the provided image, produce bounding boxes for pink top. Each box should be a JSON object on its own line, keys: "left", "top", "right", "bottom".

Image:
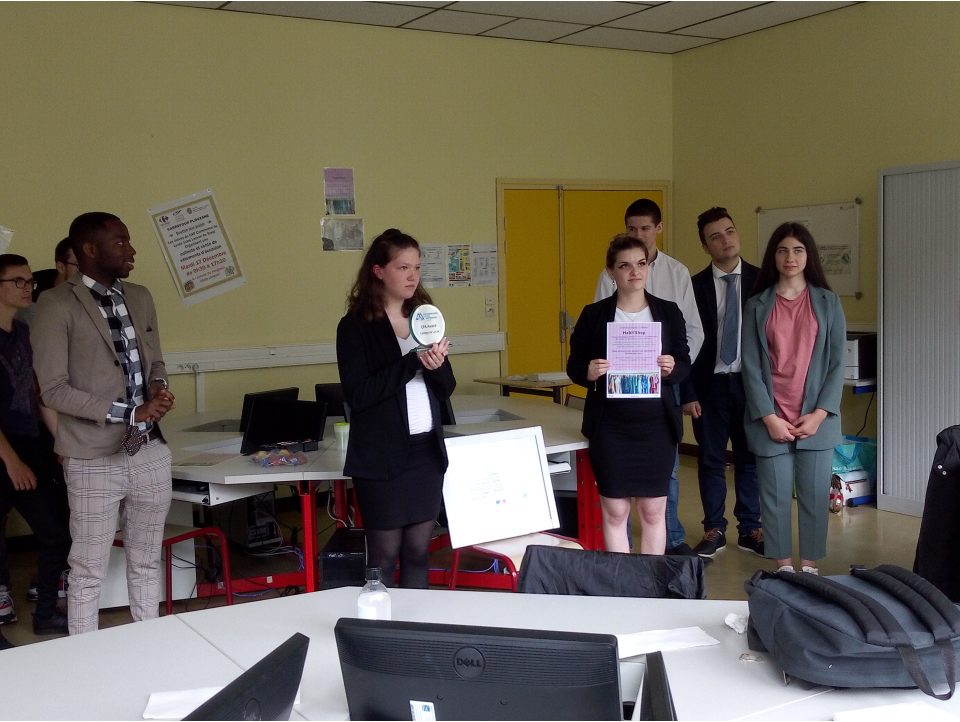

{"left": 766, "top": 287, "right": 818, "bottom": 423}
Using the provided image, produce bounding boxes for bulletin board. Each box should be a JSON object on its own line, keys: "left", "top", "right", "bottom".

{"left": 756, "top": 200, "right": 861, "bottom": 298}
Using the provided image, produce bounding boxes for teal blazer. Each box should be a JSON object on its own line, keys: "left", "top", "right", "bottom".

{"left": 741, "top": 285, "right": 846, "bottom": 457}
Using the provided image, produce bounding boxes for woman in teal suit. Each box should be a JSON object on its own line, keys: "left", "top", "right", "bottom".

{"left": 741, "top": 223, "right": 846, "bottom": 575}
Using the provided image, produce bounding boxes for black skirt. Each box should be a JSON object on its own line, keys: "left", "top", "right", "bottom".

{"left": 353, "top": 432, "right": 445, "bottom": 529}
{"left": 588, "top": 399, "right": 675, "bottom": 499}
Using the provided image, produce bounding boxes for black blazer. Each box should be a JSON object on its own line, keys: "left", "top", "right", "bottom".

{"left": 681, "top": 260, "right": 759, "bottom": 404}
{"left": 336, "top": 313, "right": 456, "bottom": 480}
{"left": 566, "top": 292, "right": 691, "bottom": 444}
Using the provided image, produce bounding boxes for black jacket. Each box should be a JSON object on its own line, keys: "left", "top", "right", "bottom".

{"left": 681, "top": 259, "right": 759, "bottom": 404}
{"left": 566, "top": 292, "right": 690, "bottom": 443}
{"left": 336, "top": 313, "right": 456, "bottom": 480}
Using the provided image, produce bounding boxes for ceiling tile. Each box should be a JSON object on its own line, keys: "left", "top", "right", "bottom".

{"left": 482, "top": 18, "right": 589, "bottom": 42}
{"left": 224, "top": 1, "right": 432, "bottom": 27}
{"left": 606, "top": 1, "right": 764, "bottom": 32}
{"left": 447, "top": 1, "right": 643, "bottom": 25}
{"left": 403, "top": 9, "right": 512, "bottom": 34}
{"left": 556, "top": 26, "right": 715, "bottom": 53}
{"left": 678, "top": 1, "right": 855, "bottom": 39}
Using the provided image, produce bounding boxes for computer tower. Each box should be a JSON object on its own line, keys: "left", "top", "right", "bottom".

{"left": 212, "top": 491, "right": 284, "bottom": 550}
{"left": 320, "top": 527, "right": 367, "bottom": 589}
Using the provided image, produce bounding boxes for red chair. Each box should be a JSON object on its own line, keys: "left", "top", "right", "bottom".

{"left": 113, "top": 524, "right": 233, "bottom": 614}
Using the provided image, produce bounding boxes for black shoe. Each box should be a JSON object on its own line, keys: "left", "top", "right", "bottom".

{"left": 737, "top": 528, "right": 765, "bottom": 556}
{"left": 692, "top": 529, "right": 727, "bottom": 558}
{"left": 33, "top": 610, "right": 68, "bottom": 636}
{"left": 665, "top": 541, "right": 695, "bottom": 556}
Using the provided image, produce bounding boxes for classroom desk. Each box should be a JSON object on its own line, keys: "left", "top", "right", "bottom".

{"left": 164, "top": 395, "right": 597, "bottom": 593}
{"left": 0, "top": 614, "right": 244, "bottom": 721}
{"left": 4, "top": 587, "right": 954, "bottom": 720}
{"left": 474, "top": 374, "right": 573, "bottom": 403}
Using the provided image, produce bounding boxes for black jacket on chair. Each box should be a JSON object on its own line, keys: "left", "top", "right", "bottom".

{"left": 336, "top": 313, "right": 456, "bottom": 480}
{"left": 566, "top": 292, "right": 691, "bottom": 444}
{"left": 914, "top": 424, "right": 960, "bottom": 602}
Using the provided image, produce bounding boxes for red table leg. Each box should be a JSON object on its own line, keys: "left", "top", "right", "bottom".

{"left": 298, "top": 480, "right": 319, "bottom": 592}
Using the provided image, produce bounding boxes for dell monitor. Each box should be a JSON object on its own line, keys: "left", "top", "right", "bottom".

{"left": 184, "top": 632, "right": 309, "bottom": 721}
{"left": 240, "top": 398, "right": 327, "bottom": 455}
{"left": 335, "top": 618, "right": 622, "bottom": 721}
{"left": 238, "top": 387, "right": 299, "bottom": 433}
{"left": 636, "top": 651, "right": 677, "bottom": 722}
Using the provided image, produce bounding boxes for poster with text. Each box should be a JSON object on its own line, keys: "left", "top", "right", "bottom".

{"left": 447, "top": 244, "right": 471, "bottom": 287}
{"left": 323, "top": 167, "right": 356, "bottom": 215}
{"left": 420, "top": 244, "right": 446, "bottom": 288}
{"left": 148, "top": 189, "right": 245, "bottom": 305}
{"left": 605, "top": 321, "right": 661, "bottom": 398}
{"left": 470, "top": 243, "right": 498, "bottom": 286}
{"left": 320, "top": 216, "right": 364, "bottom": 251}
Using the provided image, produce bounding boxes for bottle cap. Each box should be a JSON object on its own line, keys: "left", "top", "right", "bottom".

{"left": 365, "top": 567, "right": 381, "bottom": 582}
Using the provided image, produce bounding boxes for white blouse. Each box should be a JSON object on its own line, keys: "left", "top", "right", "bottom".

{"left": 396, "top": 334, "right": 434, "bottom": 435}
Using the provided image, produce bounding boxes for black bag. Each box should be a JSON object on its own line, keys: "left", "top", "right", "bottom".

{"left": 745, "top": 564, "right": 960, "bottom": 699}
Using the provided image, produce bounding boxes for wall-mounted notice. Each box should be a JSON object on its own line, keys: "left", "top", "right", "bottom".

{"left": 321, "top": 216, "right": 364, "bottom": 251}
{"left": 149, "top": 189, "right": 245, "bottom": 306}
{"left": 419, "top": 243, "right": 498, "bottom": 288}
{"left": 324, "top": 167, "right": 355, "bottom": 215}
{"left": 757, "top": 200, "right": 860, "bottom": 297}
{"left": 470, "top": 243, "right": 498, "bottom": 286}
{"left": 0, "top": 225, "right": 13, "bottom": 253}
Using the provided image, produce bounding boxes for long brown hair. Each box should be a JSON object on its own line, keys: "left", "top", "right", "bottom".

{"left": 346, "top": 228, "right": 433, "bottom": 321}
{"left": 753, "top": 222, "right": 831, "bottom": 295}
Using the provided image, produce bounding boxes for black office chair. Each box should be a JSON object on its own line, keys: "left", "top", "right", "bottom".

{"left": 315, "top": 383, "right": 349, "bottom": 421}
{"left": 516, "top": 545, "right": 706, "bottom": 599}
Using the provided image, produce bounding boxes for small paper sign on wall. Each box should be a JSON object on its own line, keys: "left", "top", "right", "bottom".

{"left": 148, "top": 189, "right": 245, "bottom": 305}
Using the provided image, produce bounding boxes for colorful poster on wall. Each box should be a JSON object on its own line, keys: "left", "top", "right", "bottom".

{"left": 148, "top": 189, "right": 245, "bottom": 305}
{"left": 323, "top": 167, "right": 356, "bottom": 215}
{"left": 447, "top": 244, "right": 471, "bottom": 287}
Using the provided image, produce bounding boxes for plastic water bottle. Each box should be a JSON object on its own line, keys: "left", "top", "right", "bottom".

{"left": 357, "top": 567, "right": 391, "bottom": 620}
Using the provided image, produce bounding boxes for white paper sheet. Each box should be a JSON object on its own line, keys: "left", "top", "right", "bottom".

{"left": 615, "top": 626, "right": 719, "bottom": 659}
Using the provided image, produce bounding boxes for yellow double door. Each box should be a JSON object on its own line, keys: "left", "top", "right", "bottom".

{"left": 502, "top": 184, "right": 667, "bottom": 397}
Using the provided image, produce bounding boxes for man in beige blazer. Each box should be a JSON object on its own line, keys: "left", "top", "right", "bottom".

{"left": 32, "top": 212, "right": 175, "bottom": 634}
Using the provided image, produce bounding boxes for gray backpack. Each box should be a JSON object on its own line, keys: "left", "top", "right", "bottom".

{"left": 745, "top": 564, "right": 960, "bottom": 700}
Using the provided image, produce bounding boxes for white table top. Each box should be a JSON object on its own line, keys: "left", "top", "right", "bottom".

{"left": 1, "top": 587, "right": 956, "bottom": 720}
{"left": 0, "top": 615, "right": 243, "bottom": 721}
{"left": 165, "top": 394, "right": 588, "bottom": 486}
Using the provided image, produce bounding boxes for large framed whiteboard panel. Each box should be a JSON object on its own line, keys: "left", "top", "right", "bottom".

{"left": 757, "top": 201, "right": 860, "bottom": 297}
{"left": 442, "top": 426, "right": 560, "bottom": 549}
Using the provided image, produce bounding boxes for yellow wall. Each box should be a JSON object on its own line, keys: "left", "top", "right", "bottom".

{"left": 2, "top": 2, "right": 671, "bottom": 372}
{"left": 672, "top": 1, "right": 960, "bottom": 436}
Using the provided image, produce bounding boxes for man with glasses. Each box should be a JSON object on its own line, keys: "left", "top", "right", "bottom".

{"left": 0, "top": 254, "right": 71, "bottom": 638}
{"left": 32, "top": 213, "right": 175, "bottom": 634}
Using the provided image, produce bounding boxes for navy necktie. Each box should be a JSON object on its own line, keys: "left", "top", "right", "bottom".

{"left": 719, "top": 274, "right": 739, "bottom": 365}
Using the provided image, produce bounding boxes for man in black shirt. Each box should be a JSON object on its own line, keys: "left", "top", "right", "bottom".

{"left": 0, "top": 254, "right": 70, "bottom": 636}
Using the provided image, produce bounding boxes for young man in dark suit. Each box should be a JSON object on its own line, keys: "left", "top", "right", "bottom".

{"left": 682, "top": 208, "right": 763, "bottom": 558}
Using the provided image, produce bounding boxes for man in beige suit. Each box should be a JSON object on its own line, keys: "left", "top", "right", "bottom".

{"left": 32, "top": 212, "right": 175, "bottom": 634}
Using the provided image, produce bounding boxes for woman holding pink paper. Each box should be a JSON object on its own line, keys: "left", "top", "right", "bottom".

{"left": 567, "top": 234, "right": 691, "bottom": 554}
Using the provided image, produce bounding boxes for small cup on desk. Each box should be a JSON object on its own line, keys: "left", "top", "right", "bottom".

{"left": 334, "top": 422, "right": 350, "bottom": 450}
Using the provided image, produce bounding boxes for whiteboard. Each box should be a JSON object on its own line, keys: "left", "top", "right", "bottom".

{"left": 756, "top": 201, "right": 860, "bottom": 297}
{"left": 442, "top": 426, "right": 560, "bottom": 549}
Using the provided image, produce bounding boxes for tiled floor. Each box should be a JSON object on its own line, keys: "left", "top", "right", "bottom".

{"left": 1, "top": 454, "right": 920, "bottom": 648}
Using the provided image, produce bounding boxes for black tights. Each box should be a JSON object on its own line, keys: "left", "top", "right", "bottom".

{"left": 365, "top": 519, "right": 435, "bottom": 589}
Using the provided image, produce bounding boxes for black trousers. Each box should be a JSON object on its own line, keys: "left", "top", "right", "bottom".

{"left": 0, "top": 432, "right": 71, "bottom": 617}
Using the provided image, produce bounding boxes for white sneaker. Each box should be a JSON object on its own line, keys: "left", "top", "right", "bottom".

{"left": 801, "top": 566, "right": 820, "bottom": 575}
{"left": 776, "top": 565, "right": 795, "bottom": 573}
{"left": 0, "top": 585, "right": 17, "bottom": 625}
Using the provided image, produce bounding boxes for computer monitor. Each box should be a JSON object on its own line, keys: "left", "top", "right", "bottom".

{"left": 636, "top": 651, "right": 677, "bottom": 722}
{"left": 240, "top": 399, "right": 327, "bottom": 455}
{"left": 442, "top": 426, "right": 560, "bottom": 549}
{"left": 315, "top": 383, "right": 349, "bottom": 420}
{"left": 184, "top": 632, "right": 309, "bottom": 721}
{"left": 239, "top": 387, "right": 299, "bottom": 433}
{"left": 335, "top": 618, "right": 622, "bottom": 721}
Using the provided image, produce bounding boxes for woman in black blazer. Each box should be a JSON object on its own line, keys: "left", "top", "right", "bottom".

{"left": 566, "top": 234, "right": 690, "bottom": 554}
{"left": 336, "top": 229, "right": 456, "bottom": 588}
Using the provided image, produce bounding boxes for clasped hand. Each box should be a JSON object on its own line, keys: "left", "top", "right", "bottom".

{"left": 417, "top": 338, "right": 449, "bottom": 371}
{"left": 135, "top": 385, "right": 176, "bottom": 424}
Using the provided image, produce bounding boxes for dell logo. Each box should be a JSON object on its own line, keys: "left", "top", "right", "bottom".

{"left": 453, "top": 646, "right": 485, "bottom": 679}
